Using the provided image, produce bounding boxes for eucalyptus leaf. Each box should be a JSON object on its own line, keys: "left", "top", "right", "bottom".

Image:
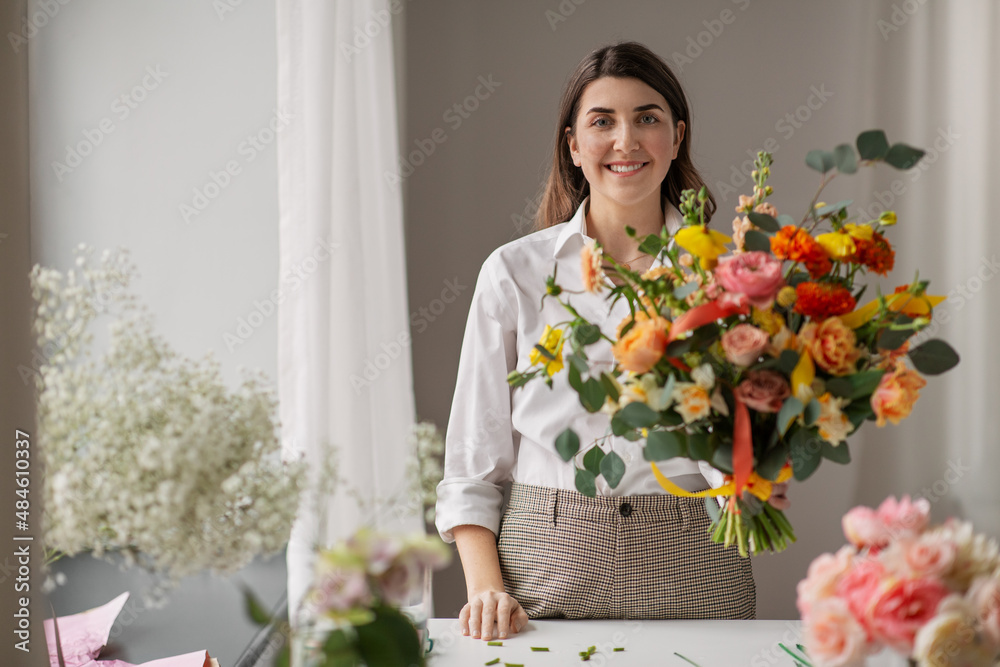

{"left": 644, "top": 430, "right": 687, "bottom": 460}
{"left": 704, "top": 496, "right": 721, "bottom": 524}
{"left": 673, "top": 280, "right": 699, "bottom": 300}
{"left": 575, "top": 468, "right": 597, "bottom": 497}
{"left": 600, "top": 372, "right": 620, "bottom": 402}
{"left": 789, "top": 428, "right": 823, "bottom": 481}
{"left": 579, "top": 378, "right": 607, "bottom": 413}
{"left": 877, "top": 314, "right": 916, "bottom": 351}
{"left": 610, "top": 413, "right": 630, "bottom": 437}
{"left": 533, "top": 343, "right": 554, "bottom": 361}
{"left": 821, "top": 441, "right": 851, "bottom": 464}
{"left": 884, "top": 143, "right": 926, "bottom": 170}
{"left": 805, "top": 149, "right": 835, "bottom": 173}
{"left": 601, "top": 451, "right": 626, "bottom": 489}
{"left": 845, "top": 369, "right": 886, "bottom": 399}
{"left": 242, "top": 587, "right": 273, "bottom": 626}
{"left": 744, "top": 230, "right": 772, "bottom": 252}
{"left": 814, "top": 199, "right": 854, "bottom": 217}
{"left": 908, "top": 339, "right": 960, "bottom": 375}
{"left": 833, "top": 143, "right": 858, "bottom": 174}
{"left": 555, "top": 428, "right": 580, "bottom": 461}
{"left": 619, "top": 401, "right": 660, "bottom": 428}
{"left": 777, "top": 396, "right": 804, "bottom": 436}
{"left": 777, "top": 214, "right": 796, "bottom": 228}
{"left": 687, "top": 431, "right": 714, "bottom": 461}
{"left": 803, "top": 398, "right": 822, "bottom": 426}
{"left": 573, "top": 323, "right": 602, "bottom": 347}
{"left": 826, "top": 378, "right": 852, "bottom": 399}
{"left": 583, "top": 446, "right": 606, "bottom": 477}
{"left": 711, "top": 440, "right": 734, "bottom": 474}
{"left": 857, "top": 129, "right": 890, "bottom": 160}
{"left": 757, "top": 439, "right": 790, "bottom": 481}
{"left": 638, "top": 235, "right": 663, "bottom": 256}
{"left": 354, "top": 606, "right": 424, "bottom": 667}
{"left": 777, "top": 349, "right": 800, "bottom": 374}
{"left": 747, "top": 211, "right": 780, "bottom": 232}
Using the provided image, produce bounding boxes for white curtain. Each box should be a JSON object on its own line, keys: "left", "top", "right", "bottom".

{"left": 854, "top": 0, "right": 1000, "bottom": 536}
{"left": 276, "top": 0, "right": 421, "bottom": 622}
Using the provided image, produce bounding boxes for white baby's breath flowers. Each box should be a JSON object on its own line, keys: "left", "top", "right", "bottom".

{"left": 32, "top": 245, "right": 305, "bottom": 592}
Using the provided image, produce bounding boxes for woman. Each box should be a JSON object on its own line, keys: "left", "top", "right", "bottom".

{"left": 434, "top": 41, "right": 785, "bottom": 641}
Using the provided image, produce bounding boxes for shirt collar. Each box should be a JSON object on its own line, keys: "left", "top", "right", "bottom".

{"left": 552, "top": 195, "right": 685, "bottom": 259}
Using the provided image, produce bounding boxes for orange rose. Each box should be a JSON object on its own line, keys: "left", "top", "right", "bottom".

{"left": 581, "top": 239, "right": 605, "bottom": 293}
{"left": 799, "top": 317, "right": 862, "bottom": 376}
{"left": 871, "top": 364, "right": 926, "bottom": 427}
{"left": 612, "top": 316, "right": 669, "bottom": 373}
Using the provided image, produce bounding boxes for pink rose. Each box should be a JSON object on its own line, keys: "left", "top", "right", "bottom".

{"left": 721, "top": 324, "right": 770, "bottom": 366}
{"left": 835, "top": 558, "right": 886, "bottom": 628}
{"left": 868, "top": 577, "right": 950, "bottom": 653}
{"left": 902, "top": 533, "right": 957, "bottom": 579}
{"left": 797, "top": 546, "right": 856, "bottom": 617}
{"left": 968, "top": 576, "right": 1000, "bottom": 647}
{"left": 842, "top": 506, "right": 890, "bottom": 550}
{"left": 733, "top": 370, "right": 790, "bottom": 413}
{"left": 876, "top": 495, "right": 930, "bottom": 538}
{"left": 802, "top": 598, "right": 871, "bottom": 667}
{"left": 714, "top": 251, "right": 785, "bottom": 309}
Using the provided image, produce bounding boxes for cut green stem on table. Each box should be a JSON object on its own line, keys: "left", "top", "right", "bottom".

{"left": 487, "top": 641, "right": 503, "bottom": 646}
{"left": 530, "top": 646, "right": 549, "bottom": 651}
{"left": 613, "top": 647, "right": 625, "bottom": 651}
{"left": 778, "top": 642, "right": 813, "bottom": 667}
{"left": 674, "top": 652, "right": 702, "bottom": 666}
{"left": 484, "top": 660, "right": 499, "bottom": 666}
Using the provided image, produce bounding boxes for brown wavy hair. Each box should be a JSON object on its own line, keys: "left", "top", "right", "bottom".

{"left": 536, "top": 41, "right": 716, "bottom": 229}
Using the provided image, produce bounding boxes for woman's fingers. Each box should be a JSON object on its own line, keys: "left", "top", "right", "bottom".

{"left": 459, "top": 603, "right": 471, "bottom": 636}
{"left": 480, "top": 595, "right": 497, "bottom": 640}
{"left": 467, "top": 598, "right": 484, "bottom": 638}
{"left": 463, "top": 592, "right": 528, "bottom": 641}
{"left": 513, "top": 605, "right": 529, "bottom": 633}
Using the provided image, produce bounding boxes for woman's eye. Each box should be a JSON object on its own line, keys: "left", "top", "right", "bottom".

{"left": 640, "top": 114, "right": 658, "bottom": 124}
{"left": 592, "top": 117, "right": 611, "bottom": 128}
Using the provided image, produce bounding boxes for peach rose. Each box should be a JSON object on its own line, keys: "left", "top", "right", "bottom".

{"left": 876, "top": 495, "right": 930, "bottom": 537}
{"left": 913, "top": 595, "right": 993, "bottom": 666}
{"left": 869, "top": 576, "right": 950, "bottom": 653}
{"left": 836, "top": 558, "right": 886, "bottom": 626}
{"left": 612, "top": 316, "right": 669, "bottom": 373}
{"left": 714, "top": 251, "right": 785, "bottom": 309}
{"left": 733, "top": 370, "right": 790, "bottom": 413}
{"left": 581, "top": 239, "right": 605, "bottom": 293}
{"left": 968, "top": 576, "right": 1000, "bottom": 647}
{"left": 721, "top": 323, "right": 770, "bottom": 366}
{"left": 802, "top": 598, "right": 870, "bottom": 667}
{"left": 871, "top": 365, "right": 927, "bottom": 427}
{"left": 797, "top": 546, "right": 856, "bottom": 617}
{"left": 899, "top": 534, "right": 957, "bottom": 579}
{"left": 842, "top": 506, "right": 890, "bottom": 550}
{"left": 799, "top": 317, "right": 862, "bottom": 376}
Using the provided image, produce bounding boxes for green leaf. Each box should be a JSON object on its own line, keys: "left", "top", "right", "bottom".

{"left": 704, "top": 496, "right": 721, "bottom": 524}
{"left": 241, "top": 587, "right": 272, "bottom": 626}
{"left": 354, "top": 605, "right": 423, "bottom": 667}
{"left": 567, "top": 352, "right": 589, "bottom": 374}
{"left": 687, "top": 431, "right": 714, "bottom": 461}
{"left": 618, "top": 401, "right": 659, "bottom": 428}
{"left": 777, "top": 214, "right": 796, "bottom": 228}
{"left": 575, "top": 468, "right": 597, "bottom": 497}
{"left": 533, "top": 343, "right": 554, "bottom": 361}
{"left": 643, "top": 430, "right": 687, "bottom": 460}
{"left": 844, "top": 402, "right": 872, "bottom": 429}
{"left": 610, "top": 413, "right": 630, "bottom": 436}
{"left": 803, "top": 398, "right": 822, "bottom": 426}
{"left": 573, "top": 323, "right": 601, "bottom": 347}
{"left": 789, "top": 428, "right": 823, "bottom": 481}
{"left": 600, "top": 372, "right": 620, "bottom": 402}
{"left": 884, "top": 143, "right": 926, "bottom": 170}
{"left": 579, "top": 378, "right": 606, "bottom": 413}
{"left": 777, "top": 396, "right": 804, "bottom": 436}
{"left": 908, "top": 339, "right": 960, "bottom": 375}
{"left": 826, "top": 378, "right": 852, "bottom": 398}
{"left": 601, "top": 451, "right": 626, "bottom": 489}
{"left": 814, "top": 199, "right": 854, "bottom": 217}
{"left": 877, "top": 314, "right": 917, "bottom": 351}
{"left": 583, "top": 446, "right": 605, "bottom": 477}
{"left": 777, "top": 349, "right": 800, "bottom": 374}
{"left": 805, "top": 149, "right": 835, "bottom": 173}
{"left": 673, "top": 280, "right": 699, "bottom": 300}
{"left": 857, "top": 129, "right": 890, "bottom": 160}
{"left": 757, "top": 439, "right": 790, "bottom": 481}
{"left": 747, "top": 211, "right": 780, "bottom": 232}
{"left": 744, "top": 229, "right": 772, "bottom": 252}
{"left": 711, "top": 439, "right": 733, "bottom": 474}
{"left": 821, "top": 441, "right": 851, "bottom": 464}
{"left": 833, "top": 143, "right": 858, "bottom": 174}
{"left": 555, "top": 428, "right": 580, "bottom": 461}
{"left": 567, "top": 359, "right": 583, "bottom": 392}
{"left": 638, "top": 234, "right": 663, "bottom": 256}
{"left": 321, "top": 628, "right": 361, "bottom": 667}
{"left": 846, "top": 369, "right": 886, "bottom": 399}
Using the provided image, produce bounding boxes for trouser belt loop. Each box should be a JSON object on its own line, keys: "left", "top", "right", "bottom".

{"left": 548, "top": 487, "right": 559, "bottom": 528}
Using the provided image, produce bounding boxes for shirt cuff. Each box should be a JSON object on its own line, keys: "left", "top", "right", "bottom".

{"left": 434, "top": 478, "right": 505, "bottom": 544}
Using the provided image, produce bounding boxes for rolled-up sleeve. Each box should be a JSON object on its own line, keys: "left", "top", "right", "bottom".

{"left": 435, "top": 254, "right": 518, "bottom": 543}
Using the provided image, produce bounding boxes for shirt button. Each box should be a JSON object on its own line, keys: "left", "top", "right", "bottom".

{"left": 619, "top": 502, "right": 633, "bottom": 518}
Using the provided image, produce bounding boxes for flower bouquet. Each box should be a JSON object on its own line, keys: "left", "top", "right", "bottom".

{"left": 796, "top": 497, "right": 1000, "bottom": 666}
{"left": 292, "top": 529, "right": 451, "bottom": 667}
{"left": 508, "top": 130, "right": 959, "bottom": 556}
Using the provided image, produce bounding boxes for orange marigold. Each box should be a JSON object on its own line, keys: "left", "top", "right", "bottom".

{"left": 850, "top": 231, "right": 895, "bottom": 275}
{"left": 770, "top": 226, "right": 832, "bottom": 278}
{"left": 794, "top": 282, "right": 857, "bottom": 320}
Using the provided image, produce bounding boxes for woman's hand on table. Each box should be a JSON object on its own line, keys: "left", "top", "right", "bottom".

{"left": 460, "top": 589, "right": 528, "bottom": 641}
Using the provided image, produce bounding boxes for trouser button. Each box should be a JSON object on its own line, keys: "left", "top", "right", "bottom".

{"left": 619, "top": 502, "right": 633, "bottom": 518}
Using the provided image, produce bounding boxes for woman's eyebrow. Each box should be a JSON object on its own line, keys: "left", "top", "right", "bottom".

{"left": 585, "top": 103, "right": 665, "bottom": 114}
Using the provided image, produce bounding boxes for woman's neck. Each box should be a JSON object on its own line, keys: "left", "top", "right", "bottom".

{"left": 584, "top": 191, "right": 665, "bottom": 264}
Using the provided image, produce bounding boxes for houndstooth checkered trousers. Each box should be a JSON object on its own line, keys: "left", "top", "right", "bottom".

{"left": 497, "top": 482, "right": 756, "bottom": 620}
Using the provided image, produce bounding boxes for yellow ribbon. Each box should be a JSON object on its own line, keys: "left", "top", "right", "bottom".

{"left": 651, "top": 461, "right": 793, "bottom": 502}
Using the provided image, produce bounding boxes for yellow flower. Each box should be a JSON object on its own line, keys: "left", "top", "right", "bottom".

{"left": 843, "top": 223, "right": 874, "bottom": 242}
{"left": 878, "top": 210, "right": 897, "bottom": 226}
{"left": 529, "top": 325, "right": 565, "bottom": 376}
{"left": 839, "top": 290, "right": 947, "bottom": 329}
{"left": 674, "top": 225, "right": 731, "bottom": 263}
{"left": 776, "top": 286, "right": 798, "bottom": 308}
{"left": 815, "top": 231, "right": 857, "bottom": 261}
{"left": 752, "top": 306, "right": 785, "bottom": 335}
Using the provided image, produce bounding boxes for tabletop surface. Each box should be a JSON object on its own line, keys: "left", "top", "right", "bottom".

{"left": 426, "top": 618, "right": 901, "bottom": 666}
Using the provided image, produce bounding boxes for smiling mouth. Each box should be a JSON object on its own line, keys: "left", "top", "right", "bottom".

{"left": 605, "top": 162, "right": 648, "bottom": 174}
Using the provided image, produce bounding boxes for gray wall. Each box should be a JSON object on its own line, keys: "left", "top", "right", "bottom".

{"left": 403, "top": 0, "right": 881, "bottom": 620}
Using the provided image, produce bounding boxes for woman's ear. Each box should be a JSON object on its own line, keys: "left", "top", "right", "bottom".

{"left": 672, "top": 120, "right": 686, "bottom": 159}
{"left": 565, "top": 126, "right": 581, "bottom": 167}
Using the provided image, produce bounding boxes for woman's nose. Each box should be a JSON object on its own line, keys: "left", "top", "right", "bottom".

{"left": 613, "top": 123, "right": 639, "bottom": 153}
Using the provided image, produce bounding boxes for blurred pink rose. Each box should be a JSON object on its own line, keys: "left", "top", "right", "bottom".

{"left": 842, "top": 506, "right": 890, "bottom": 550}
{"left": 313, "top": 569, "right": 373, "bottom": 614}
{"left": 797, "top": 546, "right": 856, "bottom": 617}
{"left": 835, "top": 558, "right": 886, "bottom": 630}
{"left": 968, "top": 576, "right": 1000, "bottom": 647}
{"left": 714, "top": 251, "right": 785, "bottom": 309}
{"left": 734, "top": 370, "right": 790, "bottom": 413}
{"left": 903, "top": 533, "right": 957, "bottom": 579}
{"left": 876, "top": 495, "right": 930, "bottom": 538}
{"left": 721, "top": 324, "right": 771, "bottom": 366}
{"left": 868, "top": 577, "right": 950, "bottom": 653}
{"left": 802, "top": 598, "right": 870, "bottom": 667}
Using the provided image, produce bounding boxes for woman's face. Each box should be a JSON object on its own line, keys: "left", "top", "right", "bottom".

{"left": 566, "top": 76, "right": 685, "bottom": 211}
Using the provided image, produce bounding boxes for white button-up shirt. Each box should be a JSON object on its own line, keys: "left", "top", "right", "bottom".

{"left": 434, "top": 196, "right": 724, "bottom": 543}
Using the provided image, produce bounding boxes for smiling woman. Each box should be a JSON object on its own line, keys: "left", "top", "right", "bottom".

{"left": 435, "top": 41, "right": 771, "bottom": 642}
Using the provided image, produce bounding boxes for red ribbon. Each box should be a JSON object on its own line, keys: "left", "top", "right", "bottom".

{"left": 732, "top": 394, "right": 753, "bottom": 508}
{"left": 664, "top": 294, "right": 750, "bottom": 372}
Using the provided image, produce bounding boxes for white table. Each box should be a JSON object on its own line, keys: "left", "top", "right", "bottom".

{"left": 426, "top": 618, "right": 903, "bottom": 666}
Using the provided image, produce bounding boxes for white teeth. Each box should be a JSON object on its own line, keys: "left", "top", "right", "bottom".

{"left": 608, "top": 163, "right": 644, "bottom": 173}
